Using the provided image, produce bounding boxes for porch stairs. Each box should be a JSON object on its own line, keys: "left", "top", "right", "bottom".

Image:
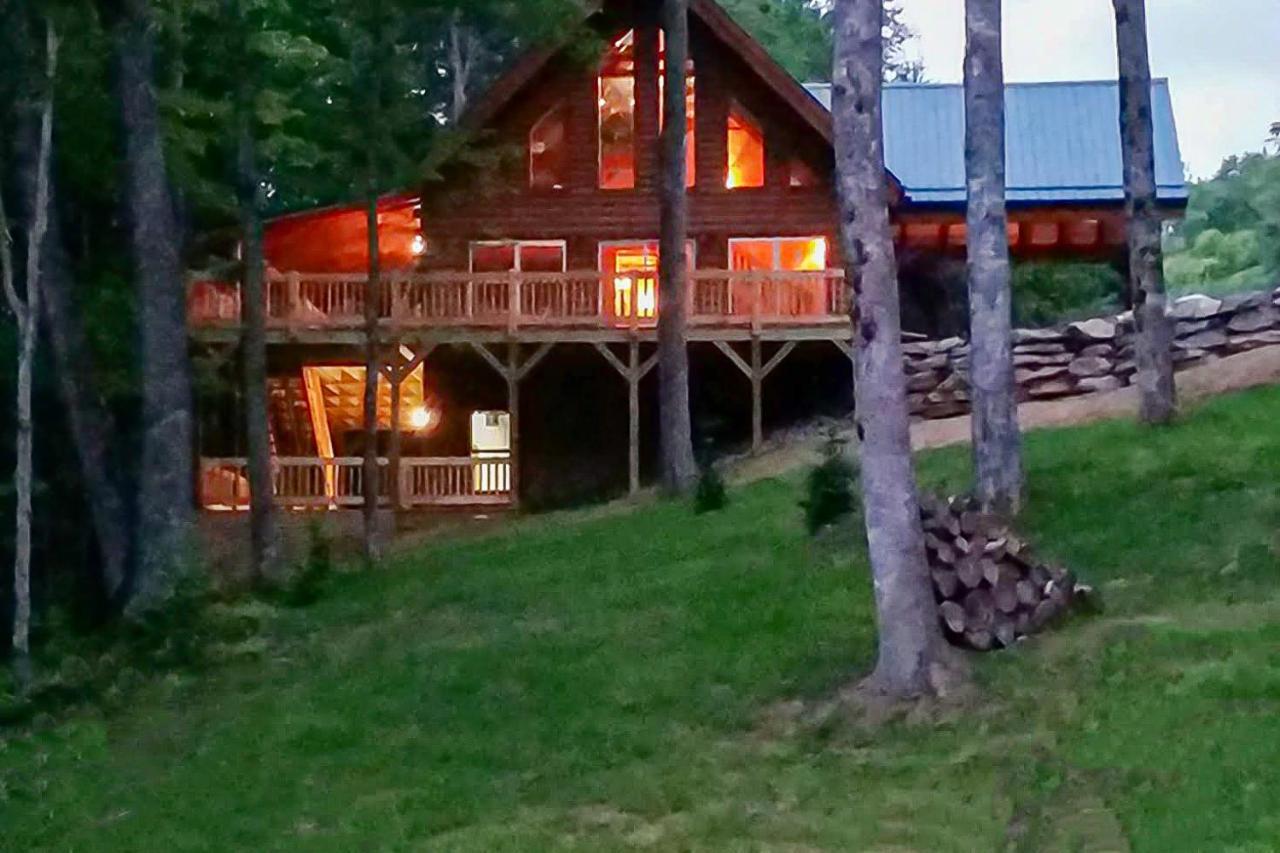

{"left": 268, "top": 375, "right": 316, "bottom": 457}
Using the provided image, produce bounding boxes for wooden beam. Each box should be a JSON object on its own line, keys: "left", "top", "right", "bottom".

{"left": 751, "top": 337, "right": 763, "bottom": 452}
{"left": 469, "top": 341, "right": 509, "bottom": 379}
{"left": 712, "top": 340, "right": 752, "bottom": 378}
{"left": 830, "top": 338, "right": 854, "bottom": 362}
{"left": 506, "top": 342, "right": 521, "bottom": 508}
{"left": 592, "top": 341, "right": 629, "bottom": 378}
{"left": 515, "top": 342, "right": 555, "bottom": 382}
{"left": 638, "top": 351, "right": 659, "bottom": 379}
{"left": 761, "top": 341, "right": 797, "bottom": 378}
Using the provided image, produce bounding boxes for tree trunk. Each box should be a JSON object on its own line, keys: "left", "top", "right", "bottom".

{"left": 1113, "top": 0, "right": 1176, "bottom": 424}
{"left": 232, "top": 0, "right": 278, "bottom": 581}
{"left": 363, "top": 189, "right": 382, "bottom": 562}
{"left": 112, "top": 0, "right": 196, "bottom": 614}
{"left": 11, "top": 57, "right": 131, "bottom": 602}
{"left": 832, "top": 0, "right": 948, "bottom": 698}
{"left": 657, "top": 0, "right": 698, "bottom": 495}
{"left": 2, "top": 18, "right": 56, "bottom": 681}
{"left": 963, "top": 0, "right": 1022, "bottom": 513}
{"left": 447, "top": 14, "right": 472, "bottom": 124}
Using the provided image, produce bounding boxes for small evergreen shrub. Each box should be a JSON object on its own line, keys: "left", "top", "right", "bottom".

{"left": 694, "top": 463, "right": 728, "bottom": 514}
{"left": 281, "top": 518, "right": 333, "bottom": 608}
{"left": 801, "top": 430, "right": 857, "bottom": 535}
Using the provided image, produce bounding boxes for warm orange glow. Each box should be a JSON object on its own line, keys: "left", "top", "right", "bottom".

{"left": 727, "top": 106, "right": 765, "bottom": 189}
{"left": 604, "top": 245, "right": 659, "bottom": 320}
{"left": 599, "top": 30, "right": 637, "bottom": 190}
{"left": 301, "top": 365, "right": 437, "bottom": 438}
{"left": 731, "top": 237, "right": 827, "bottom": 271}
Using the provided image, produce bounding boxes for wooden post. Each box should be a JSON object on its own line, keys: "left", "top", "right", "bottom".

{"left": 750, "top": 335, "right": 763, "bottom": 452}
{"left": 286, "top": 271, "right": 300, "bottom": 323}
{"left": 628, "top": 338, "right": 641, "bottom": 495}
{"left": 389, "top": 358, "right": 404, "bottom": 511}
{"left": 506, "top": 341, "right": 520, "bottom": 508}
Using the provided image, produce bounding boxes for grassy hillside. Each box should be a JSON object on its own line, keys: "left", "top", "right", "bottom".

{"left": 5, "top": 387, "right": 1280, "bottom": 850}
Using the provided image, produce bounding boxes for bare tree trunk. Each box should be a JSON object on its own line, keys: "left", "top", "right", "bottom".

{"left": 1113, "top": 0, "right": 1176, "bottom": 425}
{"left": 2, "top": 18, "right": 56, "bottom": 682}
{"left": 964, "top": 0, "right": 1022, "bottom": 513}
{"left": 832, "top": 0, "right": 948, "bottom": 698}
{"left": 232, "top": 0, "right": 278, "bottom": 581}
{"left": 111, "top": 0, "right": 197, "bottom": 614}
{"left": 361, "top": 6, "right": 386, "bottom": 563}
{"left": 657, "top": 0, "right": 698, "bottom": 495}
{"left": 10, "top": 23, "right": 131, "bottom": 602}
{"left": 447, "top": 13, "right": 472, "bottom": 124}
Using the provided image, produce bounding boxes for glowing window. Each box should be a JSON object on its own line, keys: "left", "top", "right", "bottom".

{"left": 469, "top": 241, "right": 566, "bottom": 273}
{"left": 530, "top": 103, "right": 567, "bottom": 190}
{"left": 727, "top": 104, "right": 765, "bottom": 189}
{"left": 730, "top": 237, "right": 827, "bottom": 271}
{"left": 599, "top": 31, "right": 637, "bottom": 190}
{"left": 601, "top": 243, "right": 660, "bottom": 321}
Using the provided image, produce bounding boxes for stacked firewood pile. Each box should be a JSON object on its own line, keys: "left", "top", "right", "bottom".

{"left": 920, "top": 494, "right": 1089, "bottom": 651}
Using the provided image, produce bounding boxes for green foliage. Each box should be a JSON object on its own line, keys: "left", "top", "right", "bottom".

{"left": 8, "top": 388, "right": 1280, "bottom": 848}
{"left": 693, "top": 462, "right": 728, "bottom": 515}
{"left": 717, "top": 0, "right": 922, "bottom": 83}
{"left": 1166, "top": 151, "right": 1280, "bottom": 293}
{"left": 800, "top": 429, "right": 857, "bottom": 534}
{"left": 1011, "top": 262, "right": 1124, "bottom": 328}
{"left": 278, "top": 518, "right": 334, "bottom": 607}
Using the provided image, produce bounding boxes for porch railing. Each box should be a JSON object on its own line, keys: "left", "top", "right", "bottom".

{"left": 188, "top": 269, "right": 849, "bottom": 332}
{"left": 199, "top": 456, "right": 514, "bottom": 510}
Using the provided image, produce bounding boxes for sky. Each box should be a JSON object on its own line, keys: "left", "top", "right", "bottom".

{"left": 895, "top": 0, "right": 1280, "bottom": 179}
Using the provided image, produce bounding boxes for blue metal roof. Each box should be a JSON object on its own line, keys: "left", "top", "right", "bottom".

{"left": 804, "top": 80, "right": 1188, "bottom": 205}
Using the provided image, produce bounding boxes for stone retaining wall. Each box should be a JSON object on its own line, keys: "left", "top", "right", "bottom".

{"left": 906, "top": 286, "right": 1280, "bottom": 419}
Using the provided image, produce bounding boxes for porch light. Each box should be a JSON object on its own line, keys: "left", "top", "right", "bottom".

{"left": 411, "top": 234, "right": 426, "bottom": 256}
{"left": 409, "top": 406, "right": 435, "bottom": 431}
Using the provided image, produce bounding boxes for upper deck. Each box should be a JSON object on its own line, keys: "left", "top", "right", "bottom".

{"left": 188, "top": 267, "right": 852, "bottom": 345}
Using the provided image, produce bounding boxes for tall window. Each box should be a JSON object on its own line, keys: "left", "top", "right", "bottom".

{"left": 599, "top": 30, "right": 637, "bottom": 190}
{"left": 727, "top": 104, "right": 765, "bottom": 189}
{"left": 530, "top": 104, "right": 567, "bottom": 190}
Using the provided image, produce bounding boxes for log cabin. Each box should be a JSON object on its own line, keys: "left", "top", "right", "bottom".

{"left": 188, "top": 0, "right": 1188, "bottom": 513}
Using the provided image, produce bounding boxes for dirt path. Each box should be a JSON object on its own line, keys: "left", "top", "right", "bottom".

{"left": 731, "top": 346, "right": 1280, "bottom": 484}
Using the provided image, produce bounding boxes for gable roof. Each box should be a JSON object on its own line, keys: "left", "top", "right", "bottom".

{"left": 804, "top": 80, "right": 1188, "bottom": 205}
{"left": 464, "top": 0, "right": 833, "bottom": 144}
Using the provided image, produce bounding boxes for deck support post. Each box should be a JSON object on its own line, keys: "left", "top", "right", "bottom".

{"left": 506, "top": 341, "right": 520, "bottom": 509}
{"left": 382, "top": 342, "right": 437, "bottom": 511}
{"left": 713, "top": 338, "right": 797, "bottom": 454}
{"left": 750, "top": 337, "right": 763, "bottom": 452}
{"left": 593, "top": 339, "right": 659, "bottom": 495}
{"left": 628, "top": 339, "right": 641, "bottom": 494}
{"left": 469, "top": 340, "right": 554, "bottom": 508}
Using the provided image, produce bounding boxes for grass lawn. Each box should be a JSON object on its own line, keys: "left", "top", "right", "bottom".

{"left": 5, "top": 386, "right": 1280, "bottom": 851}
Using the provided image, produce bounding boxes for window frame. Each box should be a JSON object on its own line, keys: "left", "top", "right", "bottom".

{"left": 529, "top": 102, "right": 568, "bottom": 191}
{"left": 727, "top": 236, "right": 828, "bottom": 271}
{"left": 726, "top": 101, "right": 766, "bottom": 190}
{"left": 468, "top": 240, "right": 569, "bottom": 273}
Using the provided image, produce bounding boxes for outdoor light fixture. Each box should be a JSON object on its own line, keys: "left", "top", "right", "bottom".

{"left": 411, "top": 234, "right": 426, "bottom": 256}
{"left": 409, "top": 406, "right": 433, "bottom": 430}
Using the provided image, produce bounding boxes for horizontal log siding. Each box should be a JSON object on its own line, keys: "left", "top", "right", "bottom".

{"left": 420, "top": 13, "right": 838, "bottom": 274}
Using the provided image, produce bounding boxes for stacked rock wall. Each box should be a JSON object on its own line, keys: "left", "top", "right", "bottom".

{"left": 905, "top": 286, "right": 1280, "bottom": 419}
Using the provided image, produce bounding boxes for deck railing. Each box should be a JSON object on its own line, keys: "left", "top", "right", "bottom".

{"left": 199, "top": 456, "right": 513, "bottom": 510}
{"left": 189, "top": 269, "right": 848, "bottom": 332}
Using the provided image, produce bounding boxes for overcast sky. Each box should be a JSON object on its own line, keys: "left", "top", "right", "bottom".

{"left": 895, "top": 0, "right": 1280, "bottom": 179}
